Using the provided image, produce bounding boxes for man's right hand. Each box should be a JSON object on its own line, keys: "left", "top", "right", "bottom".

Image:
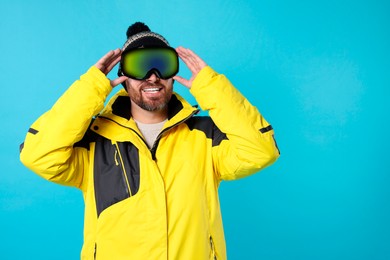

{"left": 94, "top": 48, "right": 128, "bottom": 88}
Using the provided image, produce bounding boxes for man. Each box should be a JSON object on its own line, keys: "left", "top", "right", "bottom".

{"left": 20, "top": 22, "right": 280, "bottom": 259}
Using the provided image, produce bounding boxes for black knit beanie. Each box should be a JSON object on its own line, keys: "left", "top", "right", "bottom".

{"left": 118, "top": 22, "right": 170, "bottom": 89}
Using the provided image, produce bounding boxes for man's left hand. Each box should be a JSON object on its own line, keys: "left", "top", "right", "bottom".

{"left": 173, "top": 47, "right": 207, "bottom": 89}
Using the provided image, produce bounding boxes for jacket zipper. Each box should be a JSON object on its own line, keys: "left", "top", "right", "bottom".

{"left": 150, "top": 110, "right": 199, "bottom": 159}
{"left": 210, "top": 236, "right": 217, "bottom": 260}
{"left": 114, "top": 142, "right": 133, "bottom": 196}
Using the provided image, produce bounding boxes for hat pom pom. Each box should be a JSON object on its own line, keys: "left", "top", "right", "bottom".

{"left": 126, "top": 22, "right": 151, "bottom": 38}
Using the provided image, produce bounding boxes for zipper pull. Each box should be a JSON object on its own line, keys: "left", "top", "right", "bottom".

{"left": 210, "top": 236, "right": 217, "bottom": 259}
{"left": 112, "top": 141, "right": 119, "bottom": 166}
{"left": 114, "top": 149, "right": 119, "bottom": 166}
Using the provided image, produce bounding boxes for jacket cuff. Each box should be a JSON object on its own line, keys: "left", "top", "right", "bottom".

{"left": 190, "top": 66, "right": 218, "bottom": 94}
{"left": 81, "top": 66, "right": 112, "bottom": 98}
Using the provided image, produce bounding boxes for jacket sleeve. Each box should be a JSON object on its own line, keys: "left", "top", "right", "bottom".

{"left": 20, "top": 66, "right": 112, "bottom": 189}
{"left": 190, "top": 66, "right": 280, "bottom": 181}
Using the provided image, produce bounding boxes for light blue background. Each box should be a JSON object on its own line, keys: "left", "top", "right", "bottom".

{"left": 1, "top": 0, "right": 389, "bottom": 259}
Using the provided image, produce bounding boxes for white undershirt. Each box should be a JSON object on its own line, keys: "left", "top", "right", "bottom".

{"left": 134, "top": 119, "right": 167, "bottom": 149}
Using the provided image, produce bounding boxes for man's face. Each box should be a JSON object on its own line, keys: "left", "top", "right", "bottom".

{"left": 125, "top": 73, "right": 173, "bottom": 112}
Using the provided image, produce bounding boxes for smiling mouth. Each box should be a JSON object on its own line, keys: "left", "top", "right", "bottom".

{"left": 142, "top": 87, "right": 162, "bottom": 93}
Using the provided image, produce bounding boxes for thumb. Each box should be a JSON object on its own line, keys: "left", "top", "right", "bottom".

{"left": 110, "top": 76, "right": 128, "bottom": 88}
{"left": 173, "top": 75, "right": 191, "bottom": 89}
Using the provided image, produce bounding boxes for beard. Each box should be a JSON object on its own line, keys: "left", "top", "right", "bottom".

{"left": 128, "top": 81, "right": 173, "bottom": 112}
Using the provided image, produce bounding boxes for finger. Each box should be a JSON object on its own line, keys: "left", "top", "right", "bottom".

{"left": 173, "top": 75, "right": 191, "bottom": 89}
{"left": 95, "top": 50, "right": 116, "bottom": 68}
{"left": 105, "top": 53, "right": 122, "bottom": 73}
{"left": 102, "top": 49, "right": 122, "bottom": 73}
{"left": 176, "top": 47, "right": 198, "bottom": 74}
{"left": 95, "top": 49, "right": 121, "bottom": 74}
{"left": 176, "top": 47, "right": 206, "bottom": 74}
{"left": 177, "top": 47, "right": 200, "bottom": 66}
{"left": 177, "top": 47, "right": 196, "bottom": 64}
{"left": 110, "top": 76, "right": 128, "bottom": 88}
{"left": 185, "top": 48, "right": 207, "bottom": 69}
{"left": 105, "top": 48, "right": 122, "bottom": 66}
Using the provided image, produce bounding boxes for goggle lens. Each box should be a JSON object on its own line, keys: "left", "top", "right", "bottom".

{"left": 121, "top": 47, "right": 179, "bottom": 80}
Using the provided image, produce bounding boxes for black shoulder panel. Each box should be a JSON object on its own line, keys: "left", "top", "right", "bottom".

{"left": 184, "top": 116, "right": 228, "bottom": 147}
{"left": 73, "top": 119, "right": 99, "bottom": 150}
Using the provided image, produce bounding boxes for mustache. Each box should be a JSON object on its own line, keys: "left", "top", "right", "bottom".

{"left": 140, "top": 82, "right": 165, "bottom": 89}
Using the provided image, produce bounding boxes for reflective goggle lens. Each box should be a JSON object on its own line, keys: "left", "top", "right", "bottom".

{"left": 121, "top": 47, "right": 179, "bottom": 80}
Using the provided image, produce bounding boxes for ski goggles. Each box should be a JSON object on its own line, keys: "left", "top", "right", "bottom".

{"left": 119, "top": 47, "right": 179, "bottom": 80}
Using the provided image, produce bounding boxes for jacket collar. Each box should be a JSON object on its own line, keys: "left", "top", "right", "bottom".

{"left": 99, "top": 89, "right": 198, "bottom": 126}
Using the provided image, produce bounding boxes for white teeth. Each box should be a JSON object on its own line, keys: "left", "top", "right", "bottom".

{"left": 143, "top": 88, "right": 160, "bottom": 93}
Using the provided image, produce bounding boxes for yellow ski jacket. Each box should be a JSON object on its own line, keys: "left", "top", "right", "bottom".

{"left": 20, "top": 65, "right": 280, "bottom": 259}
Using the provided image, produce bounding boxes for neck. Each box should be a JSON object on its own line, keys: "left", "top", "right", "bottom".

{"left": 131, "top": 101, "right": 168, "bottom": 124}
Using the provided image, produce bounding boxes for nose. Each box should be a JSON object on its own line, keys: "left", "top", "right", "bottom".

{"left": 146, "top": 72, "right": 160, "bottom": 82}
